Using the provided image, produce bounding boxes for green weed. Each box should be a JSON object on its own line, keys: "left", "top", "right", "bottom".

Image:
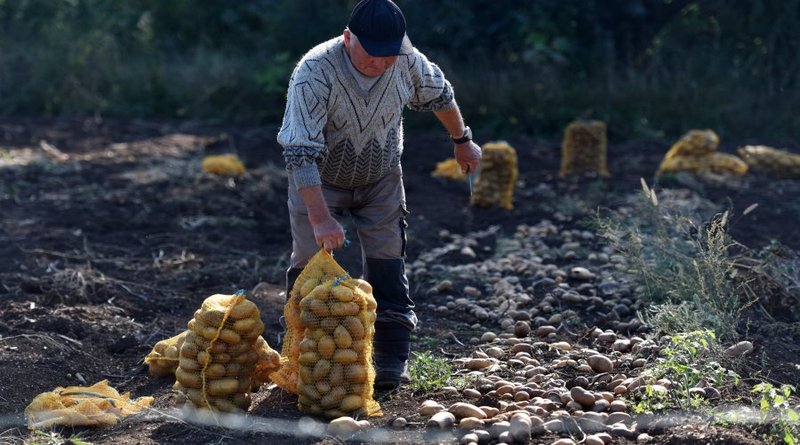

{"left": 752, "top": 383, "right": 800, "bottom": 445}
{"left": 28, "top": 431, "right": 93, "bottom": 445}
{"left": 407, "top": 351, "right": 463, "bottom": 394}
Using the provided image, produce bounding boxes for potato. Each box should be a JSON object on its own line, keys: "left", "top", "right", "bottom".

{"left": 233, "top": 392, "right": 251, "bottom": 409}
{"left": 185, "top": 388, "right": 207, "bottom": 407}
{"left": 218, "top": 328, "right": 241, "bottom": 345}
{"left": 202, "top": 309, "right": 226, "bottom": 327}
{"left": 179, "top": 357, "right": 201, "bottom": 371}
{"left": 301, "top": 383, "right": 322, "bottom": 401}
{"left": 164, "top": 345, "right": 179, "bottom": 359}
{"left": 343, "top": 317, "right": 365, "bottom": 340}
{"left": 300, "top": 311, "right": 320, "bottom": 329}
{"left": 212, "top": 398, "right": 239, "bottom": 413}
{"left": 207, "top": 378, "right": 239, "bottom": 396}
{"left": 308, "top": 299, "right": 330, "bottom": 318}
{"left": 209, "top": 341, "right": 228, "bottom": 354}
{"left": 329, "top": 363, "right": 344, "bottom": 386}
{"left": 317, "top": 335, "right": 336, "bottom": 359}
{"left": 332, "top": 285, "right": 354, "bottom": 302}
{"left": 299, "top": 351, "right": 320, "bottom": 366}
{"left": 316, "top": 381, "right": 331, "bottom": 395}
{"left": 299, "top": 337, "right": 318, "bottom": 353}
{"left": 344, "top": 364, "right": 367, "bottom": 383}
{"left": 200, "top": 325, "right": 221, "bottom": 342}
{"left": 175, "top": 367, "right": 202, "bottom": 388}
{"left": 226, "top": 340, "right": 249, "bottom": 356}
{"left": 365, "top": 294, "right": 377, "bottom": 312}
{"left": 308, "top": 284, "right": 331, "bottom": 300}
{"left": 348, "top": 384, "right": 364, "bottom": 394}
{"left": 320, "top": 317, "right": 340, "bottom": 333}
{"left": 330, "top": 302, "right": 359, "bottom": 317}
{"left": 340, "top": 394, "right": 364, "bottom": 412}
{"left": 233, "top": 350, "right": 259, "bottom": 365}
{"left": 205, "top": 363, "right": 227, "bottom": 379}
{"left": 320, "top": 387, "right": 347, "bottom": 409}
{"left": 229, "top": 300, "right": 258, "bottom": 320}
{"left": 351, "top": 340, "right": 366, "bottom": 353}
{"left": 187, "top": 318, "right": 197, "bottom": 331}
{"left": 225, "top": 363, "right": 242, "bottom": 377}
{"left": 237, "top": 378, "right": 251, "bottom": 393}
{"left": 197, "top": 350, "right": 211, "bottom": 366}
{"left": 232, "top": 318, "right": 258, "bottom": 334}
{"left": 300, "top": 278, "right": 319, "bottom": 298}
{"left": 324, "top": 409, "right": 347, "bottom": 419}
{"left": 299, "top": 365, "right": 315, "bottom": 384}
{"left": 333, "top": 325, "right": 353, "bottom": 349}
{"left": 312, "top": 359, "right": 332, "bottom": 381}
{"left": 213, "top": 352, "right": 231, "bottom": 364}
{"left": 333, "top": 349, "right": 358, "bottom": 365}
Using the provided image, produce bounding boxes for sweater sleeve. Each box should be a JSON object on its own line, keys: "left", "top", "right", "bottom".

{"left": 406, "top": 50, "right": 455, "bottom": 112}
{"left": 277, "top": 60, "right": 331, "bottom": 189}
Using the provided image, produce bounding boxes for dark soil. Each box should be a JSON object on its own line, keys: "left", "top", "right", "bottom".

{"left": 0, "top": 117, "right": 798, "bottom": 444}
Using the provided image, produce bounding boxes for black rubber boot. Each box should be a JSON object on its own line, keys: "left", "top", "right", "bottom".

{"left": 365, "top": 258, "right": 415, "bottom": 391}
{"left": 372, "top": 322, "right": 412, "bottom": 391}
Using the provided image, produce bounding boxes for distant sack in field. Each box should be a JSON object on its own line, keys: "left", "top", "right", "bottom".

{"left": 470, "top": 141, "right": 518, "bottom": 210}
{"left": 737, "top": 145, "right": 800, "bottom": 178}
{"left": 272, "top": 249, "right": 383, "bottom": 418}
{"left": 202, "top": 154, "right": 245, "bottom": 176}
{"left": 431, "top": 157, "right": 467, "bottom": 180}
{"left": 657, "top": 129, "right": 748, "bottom": 176}
{"left": 560, "top": 120, "right": 611, "bottom": 178}
{"left": 25, "top": 380, "right": 153, "bottom": 429}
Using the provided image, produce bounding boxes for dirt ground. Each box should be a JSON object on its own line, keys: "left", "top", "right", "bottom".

{"left": 0, "top": 117, "right": 799, "bottom": 444}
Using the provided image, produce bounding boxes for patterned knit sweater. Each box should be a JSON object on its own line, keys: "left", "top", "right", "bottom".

{"left": 278, "top": 36, "right": 455, "bottom": 190}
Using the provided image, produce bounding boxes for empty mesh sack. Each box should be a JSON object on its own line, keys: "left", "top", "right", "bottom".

{"left": 470, "top": 141, "right": 518, "bottom": 210}
{"left": 25, "top": 380, "right": 153, "bottom": 429}
{"left": 560, "top": 120, "right": 610, "bottom": 177}
{"left": 272, "top": 249, "right": 382, "bottom": 418}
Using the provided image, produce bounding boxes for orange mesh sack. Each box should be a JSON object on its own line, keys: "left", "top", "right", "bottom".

{"left": 202, "top": 154, "right": 245, "bottom": 176}
{"left": 560, "top": 120, "right": 611, "bottom": 177}
{"left": 658, "top": 152, "right": 748, "bottom": 176}
{"left": 431, "top": 158, "right": 467, "bottom": 180}
{"left": 145, "top": 330, "right": 189, "bottom": 377}
{"left": 173, "top": 292, "right": 267, "bottom": 414}
{"left": 470, "top": 141, "right": 518, "bottom": 210}
{"left": 272, "top": 250, "right": 382, "bottom": 418}
{"left": 662, "top": 129, "right": 719, "bottom": 161}
{"left": 738, "top": 145, "right": 800, "bottom": 178}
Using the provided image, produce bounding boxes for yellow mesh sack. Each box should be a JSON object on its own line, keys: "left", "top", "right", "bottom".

{"left": 470, "top": 141, "right": 518, "bottom": 210}
{"left": 662, "top": 129, "right": 719, "bottom": 161}
{"left": 145, "top": 330, "right": 189, "bottom": 377}
{"left": 431, "top": 158, "right": 467, "bottom": 180}
{"left": 272, "top": 250, "right": 382, "bottom": 418}
{"left": 738, "top": 145, "right": 800, "bottom": 178}
{"left": 202, "top": 154, "right": 245, "bottom": 176}
{"left": 173, "top": 292, "right": 266, "bottom": 414}
{"left": 25, "top": 380, "right": 153, "bottom": 429}
{"left": 657, "top": 152, "right": 748, "bottom": 176}
{"left": 559, "top": 120, "right": 611, "bottom": 177}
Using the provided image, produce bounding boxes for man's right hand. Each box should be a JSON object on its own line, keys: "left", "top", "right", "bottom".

{"left": 312, "top": 214, "right": 345, "bottom": 252}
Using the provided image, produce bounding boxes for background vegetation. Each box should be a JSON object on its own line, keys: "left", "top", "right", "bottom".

{"left": 1, "top": 0, "right": 798, "bottom": 141}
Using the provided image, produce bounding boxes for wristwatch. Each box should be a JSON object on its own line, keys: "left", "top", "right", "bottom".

{"left": 452, "top": 126, "right": 472, "bottom": 144}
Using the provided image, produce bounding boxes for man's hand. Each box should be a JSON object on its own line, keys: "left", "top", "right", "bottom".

{"left": 311, "top": 214, "right": 345, "bottom": 252}
{"left": 455, "top": 140, "right": 482, "bottom": 173}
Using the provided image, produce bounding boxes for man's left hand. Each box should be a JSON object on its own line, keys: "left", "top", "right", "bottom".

{"left": 455, "top": 140, "right": 482, "bottom": 174}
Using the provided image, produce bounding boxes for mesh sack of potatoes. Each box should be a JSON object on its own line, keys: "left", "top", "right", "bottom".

{"left": 657, "top": 152, "right": 748, "bottom": 176}
{"left": 469, "top": 141, "right": 518, "bottom": 210}
{"left": 737, "top": 145, "right": 800, "bottom": 178}
{"left": 431, "top": 157, "right": 467, "bottom": 180}
{"left": 559, "top": 120, "right": 611, "bottom": 177}
{"left": 271, "top": 249, "right": 382, "bottom": 418}
{"left": 172, "top": 292, "right": 270, "bottom": 414}
{"left": 145, "top": 330, "right": 189, "bottom": 377}
{"left": 202, "top": 154, "right": 245, "bottom": 176}
{"left": 662, "top": 129, "right": 719, "bottom": 161}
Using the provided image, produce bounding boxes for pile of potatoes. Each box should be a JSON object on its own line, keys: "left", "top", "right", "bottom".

{"left": 470, "top": 141, "right": 519, "bottom": 210}
{"left": 560, "top": 120, "right": 611, "bottom": 177}
{"left": 296, "top": 278, "right": 379, "bottom": 417}
{"left": 172, "top": 294, "right": 266, "bottom": 413}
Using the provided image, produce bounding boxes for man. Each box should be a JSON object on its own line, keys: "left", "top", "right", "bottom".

{"left": 277, "top": 0, "right": 481, "bottom": 390}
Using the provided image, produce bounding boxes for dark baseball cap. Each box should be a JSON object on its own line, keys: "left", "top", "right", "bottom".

{"left": 348, "top": 0, "right": 413, "bottom": 57}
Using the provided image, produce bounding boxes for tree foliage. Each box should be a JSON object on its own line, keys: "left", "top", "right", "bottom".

{"left": 0, "top": 0, "right": 798, "bottom": 140}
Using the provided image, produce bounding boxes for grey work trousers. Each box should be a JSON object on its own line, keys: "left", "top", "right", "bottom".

{"left": 286, "top": 165, "right": 417, "bottom": 331}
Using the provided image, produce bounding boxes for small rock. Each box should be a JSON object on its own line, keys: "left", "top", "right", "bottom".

{"left": 419, "top": 400, "right": 445, "bottom": 416}
{"left": 724, "top": 340, "right": 753, "bottom": 357}
{"left": 426, "top": 411, "right": 456, "bottom": 429}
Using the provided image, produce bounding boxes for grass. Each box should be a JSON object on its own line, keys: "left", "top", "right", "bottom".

{"left": 27, "top": 431, "right": 93, "bottom": 445}
{"left": 407, "top": 351, "right": 463, "bottom": 394}
{"left": 594, "top": 179, "right": 756, "bottom": 341}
